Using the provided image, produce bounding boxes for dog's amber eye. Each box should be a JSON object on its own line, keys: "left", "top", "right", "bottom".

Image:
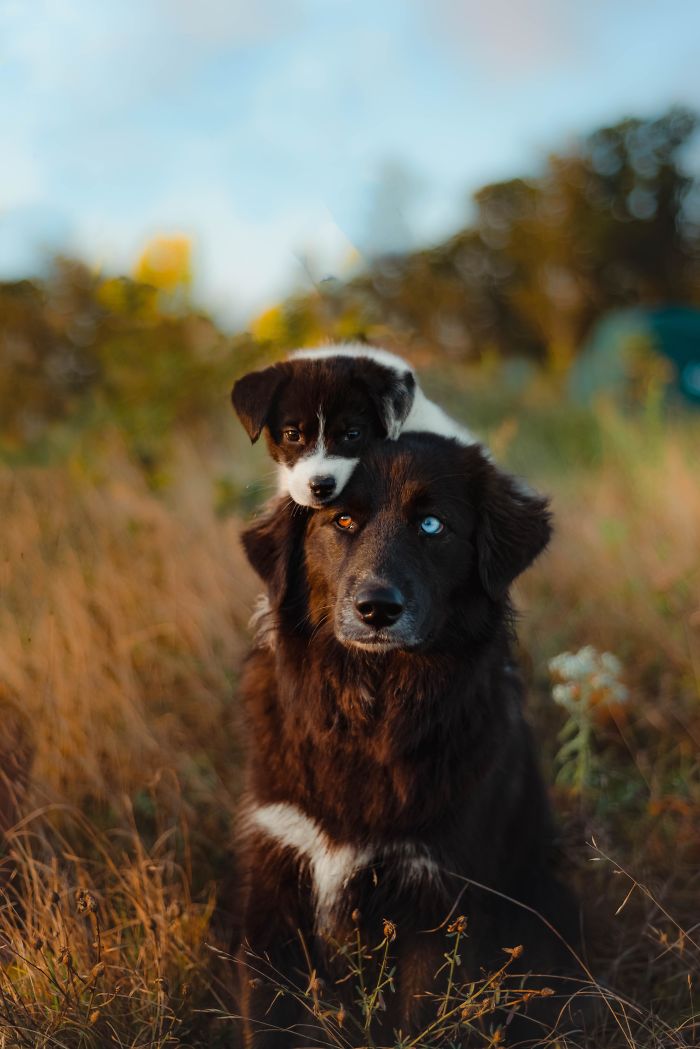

{"left": 419, "top": 515, "right": 444, "bottom": 536}
{"left": 334, "top": 513, "right": 355, "bottom": 532}
{"left": 283, "top": 428, "right": 302, "bottom": 443}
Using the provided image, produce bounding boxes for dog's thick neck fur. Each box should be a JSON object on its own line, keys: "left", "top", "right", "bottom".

{"left": 256, "top": 608, "right": 519, "bottom": 845}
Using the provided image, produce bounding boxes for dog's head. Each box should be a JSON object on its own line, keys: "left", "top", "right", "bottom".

{"left": 231, "top": 355, "right": 415, "bottom": 507}
{"left": 243, "top": 434, "right": 552, "bottom": 653}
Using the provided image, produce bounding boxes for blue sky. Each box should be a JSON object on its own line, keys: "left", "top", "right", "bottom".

{"left": 2, "top": 0, "right": 700, "bottom": 324}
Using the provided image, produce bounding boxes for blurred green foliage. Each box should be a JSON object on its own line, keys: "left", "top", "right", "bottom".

{"left": 0, "top": 259, "right": 261, "bottom": 468}
{"left": 1, "top": 108, "right": 698, "bottom": 471}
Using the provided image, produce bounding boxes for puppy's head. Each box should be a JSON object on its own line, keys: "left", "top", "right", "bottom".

{"left": 231, "top": 355, "right": 415, "bottom": 507}
{"left": 243, "top": 434, "right": 552, "bottom": 653}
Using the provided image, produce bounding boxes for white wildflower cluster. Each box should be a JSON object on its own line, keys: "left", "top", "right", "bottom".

{"left": 548, "top": 645, "right": 628, "bottom": 713}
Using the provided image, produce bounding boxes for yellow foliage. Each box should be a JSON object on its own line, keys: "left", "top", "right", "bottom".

{"left": 335, "top": 305, "right": 366, "bottom": 340}
{"left": 135, "top": 234, "right": 192, "bottom": 293}
{"left": 250, "top": 304, "right": 288, "bottom": 345}
{"left": 96, "top": 275, "right": 158, "bottom": 315}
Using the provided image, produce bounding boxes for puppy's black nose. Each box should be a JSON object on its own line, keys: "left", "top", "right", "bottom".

{"left": 354, "top": 585, "right": 404, "bottom": 628}
{"left": 309, "top": 475, "right": 336, "bottom": 500}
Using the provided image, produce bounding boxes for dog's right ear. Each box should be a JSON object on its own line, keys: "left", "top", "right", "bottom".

{"left": 476, "top": 464, "right": 552, "bottom": 600}
{"left": 231, "top": 364, "right": 288, "bottom": 443}
{"left": 242, "top": 498, "right": 309, "bottom": 609}
{"left": 360, "top": 362, "right": 416, "bottom": 440}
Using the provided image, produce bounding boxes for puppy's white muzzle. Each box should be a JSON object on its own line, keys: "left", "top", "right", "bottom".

{"left": 279, "top": 452, "right": 360, "bottom": 507}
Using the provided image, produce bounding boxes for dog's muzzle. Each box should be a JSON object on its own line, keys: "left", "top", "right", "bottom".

{"left": 334, "top": 576, "right": 423, "bottom": 651}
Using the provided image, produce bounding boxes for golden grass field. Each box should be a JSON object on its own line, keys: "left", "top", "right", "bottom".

{"left": 1, "top": 374, "right": 699, "bottom": 1047}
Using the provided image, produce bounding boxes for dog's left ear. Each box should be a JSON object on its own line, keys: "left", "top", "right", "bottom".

{"left": 360, "top": 362, "right": 416, "bottom": 439}
{"left": 476, "top": 466, "right": 552, "bottom": 599}
{"left": 231, "top": 363, "right": 289, "bottom": 443}
{"left": 242, "top": 498, "right": 309, "bottom": 609}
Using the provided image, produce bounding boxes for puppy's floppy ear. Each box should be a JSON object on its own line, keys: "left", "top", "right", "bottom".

{"left": 360, "top": 362, "right": 416, "bottom": 439}
{"left": 476, "top": 465, "right": 552, "bottom": 599}
{"left": 231, "top": 363, "right": 288, "bottom": 443}
{"left": 242, "top": 498, "right": 309, "bottom": 609}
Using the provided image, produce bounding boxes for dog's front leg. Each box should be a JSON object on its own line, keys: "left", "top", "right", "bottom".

{"left": 236, "top": 846, "right": 315, "bottom": 1049}
{"left": 238, "top": 942, "right": 307, "bottom": 1049}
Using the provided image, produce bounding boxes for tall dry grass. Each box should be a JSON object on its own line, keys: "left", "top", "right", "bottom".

{"left": 0, "top": 402, "right": 698, "bottom": 1045}
{"left": 0, "top": 809, "right": 227, "bottom": 1048}
{"left": 0, "top": 439, "right": 258, "bottom": 837}
{"left": 519, "top": 404, "right": 700, "bottom": 704}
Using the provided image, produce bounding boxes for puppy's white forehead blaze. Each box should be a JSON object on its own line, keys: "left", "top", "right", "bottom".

{"left": 278, "top": 414, "right": 360, "bottom": 506}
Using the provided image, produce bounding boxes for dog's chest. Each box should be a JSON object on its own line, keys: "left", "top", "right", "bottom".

{"left": 248, "top": 801, "right": 439, "bottom": 932}
{"left": 254, "top": 672, "right": 465, "bottom": 839}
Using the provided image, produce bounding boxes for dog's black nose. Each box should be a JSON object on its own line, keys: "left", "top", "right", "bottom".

{"left": 354, "top": 585, "right": 404, "bottom": 628}
{"left": 309, "top": 476, "right": 336, "bottom": 499}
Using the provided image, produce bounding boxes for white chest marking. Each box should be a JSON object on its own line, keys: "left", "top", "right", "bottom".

{"left": 250, "top": 802, "right": 371, "bottom": 928}
{"left": 249, "top": 801, "right": 441, "bottom": 931}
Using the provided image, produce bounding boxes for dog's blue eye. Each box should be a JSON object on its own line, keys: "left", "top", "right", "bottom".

{"left": 343, "top": 428, "right": 362, "bottom": 441}
{"left": 420, "top": 516, "right": 444, "bottom": 535}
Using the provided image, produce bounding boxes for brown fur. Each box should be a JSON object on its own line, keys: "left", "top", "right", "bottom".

{"left": 233, "top": 434, "right": 582, "bottom": 1047}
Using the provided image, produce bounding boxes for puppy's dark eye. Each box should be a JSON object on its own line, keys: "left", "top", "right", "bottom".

{"left": 419, "top": 515, "right": 444, "bottom": 536}
{"left": 343, "top": 427, "right": 362, "bottom": 442}
{"left": 334, "top": 513, "right": 356, "bottom": 533}
{"left": 283, "top": 428, "right": 302, "bottom": 443}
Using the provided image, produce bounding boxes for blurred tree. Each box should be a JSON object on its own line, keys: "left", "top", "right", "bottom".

{"left": 1, "top": 107, "right": 698, "bottom": 464}
{"left": 581, "top": 108, "right": 698, "bottom": 299}
{"left": 446, "top": 108, "right": 699, "bottom": 364}
{"left": 341, "top": 107, "right": 700, "bottom": 364}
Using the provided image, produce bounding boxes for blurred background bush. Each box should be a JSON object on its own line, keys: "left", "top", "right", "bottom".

{"left": 2, "top": 108, "right": 699, "bottom": 477}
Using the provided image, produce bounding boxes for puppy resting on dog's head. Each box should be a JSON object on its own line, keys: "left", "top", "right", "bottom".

{"left": 231, "top": 343, "right": 479, "bottom": 508}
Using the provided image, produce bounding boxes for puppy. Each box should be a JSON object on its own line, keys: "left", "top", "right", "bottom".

{"left": 234, "top": 433, "right": 582, "bottom": 1047}
{"left": 231, "top": 342, "right": 480, "bottom": 507}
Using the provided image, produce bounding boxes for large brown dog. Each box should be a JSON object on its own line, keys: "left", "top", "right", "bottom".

{"left": 234, "top": 433, "right": 580, "bottom": 1047}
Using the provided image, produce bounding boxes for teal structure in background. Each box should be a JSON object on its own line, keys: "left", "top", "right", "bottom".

{"left": 570, "top": 307, "right": 700, "bottom": 405}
